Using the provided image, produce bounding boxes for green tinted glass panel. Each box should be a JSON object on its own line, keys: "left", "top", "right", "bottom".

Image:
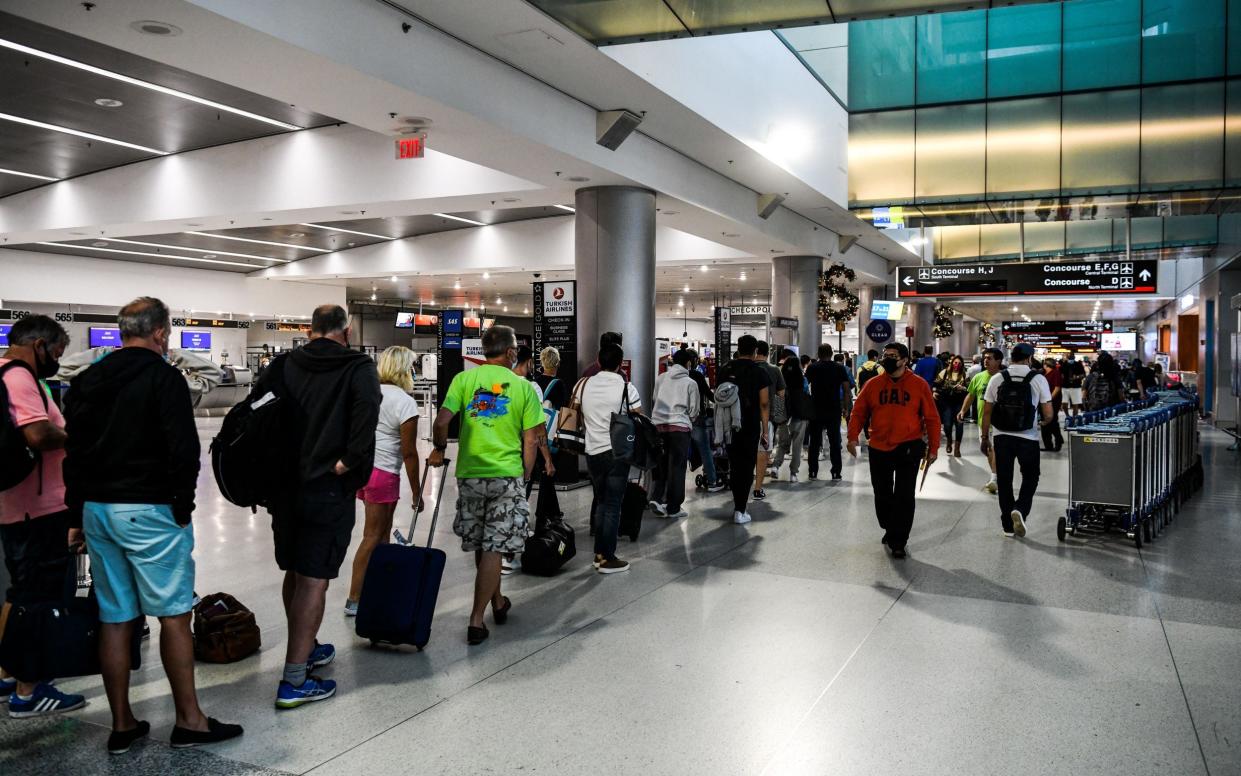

{"left": 1062, "top": 90, "right": 1141, "bottom": 194}
{"left": 1141, "top": 0, "right": 1225, "bottom": 83}
{"left": 665, "top": 0, "right": 830, "bottom": 31}
{"left": 1228, "top": 80, "right": 1241, "bottom": 186}
{"left": 1231, "top": 0, "right": 1241, "bottom": 74}
{"left": 986, "top": 5, "right": 1060, "bottom": 97}
{"left": 848, "top": 110, "right": 915, "bottom": 205}
{"left": 915, "top": 103, "right": 986, "bottom": 202}
{"left": 986, "top": 97, "right": 1061, "bottom": 199}
{"left": 1141, "top": 82, "right": 1225, "bottom": 191}
{"left": 525, "top": 0, "right": 685, "bottom": 42}
{"left": 1063, "top": 0, "right": 1140, "bottom": 90}
{"left": 848, "top": 17, "right": 915, "bottom": 110}
{"left": 1066, "top": 220, "right": 1113, "bottom": 254}
{"left": 1129, "top": 217, "right": 1164, "bottom": 249}
{"left": 1164, "top": 215, "right": 1219, "bottom": 244}
{"left": 979, "top": 222, "right": 1021, "bottom": 258}
{"left": 1023, "top": 221, "right": 1066, "bottom": 256}
{"left": 916, "top": 10, "right": 985, "bottom": 104}
{"left": 937, "top": 224, "right": 982, "bottom": 259}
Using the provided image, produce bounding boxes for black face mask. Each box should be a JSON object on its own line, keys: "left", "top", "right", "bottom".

{"left": 881, "top": 357, "right": 900, "bottom": 374}
{"left": 35, "top": 343, "right": 60, "bottom": 380}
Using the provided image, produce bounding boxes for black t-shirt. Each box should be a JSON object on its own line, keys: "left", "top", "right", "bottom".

{"left": 1062, "top": 360, "right": 1086, "bottom": 388}
{"left": 1135, "top": 366, "right": 1157, "bottom": 391}
{"left": 717, "top": 358, "right": 771, "bottom": 438}
{"left": 535, "top": 373, "right": 569, "bottom": 410}
{"left": 805, "top": 359, "right": 849, "bottom": 411}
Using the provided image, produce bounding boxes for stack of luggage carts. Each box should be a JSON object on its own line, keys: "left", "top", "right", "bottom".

{"left": 1062, "top": 390, "right": 1203, "bottom": 547}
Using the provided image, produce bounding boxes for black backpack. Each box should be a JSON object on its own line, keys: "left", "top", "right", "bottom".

{"left": 857, "top": 362, "right": 879, "bottom": 391}
{"left": 211, "top": 356, "right": 297, "bottom": 509}
{"left": 991, "top": 369, "right": 1038, "bottom": 432}
{"left": 0, "top": 360, "right": 44, "bottom": 492}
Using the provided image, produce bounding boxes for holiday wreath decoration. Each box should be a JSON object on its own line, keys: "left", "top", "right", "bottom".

{"left": 933, "top": 305, "right": 956, "bottom": 339}
{"left": 978, "top": 321, "right": 995, "bottom": 346}
{"left": 818, "top": 264, "right": 860, "bottom": 325}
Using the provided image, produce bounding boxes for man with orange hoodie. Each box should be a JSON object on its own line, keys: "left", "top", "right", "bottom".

{"left": 847, "top": 342, "right": 940, "bottom": 559}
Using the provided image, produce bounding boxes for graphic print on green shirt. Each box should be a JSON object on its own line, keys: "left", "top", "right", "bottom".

{"left": 443, "top": 364, "right": 544, "bottom": 479}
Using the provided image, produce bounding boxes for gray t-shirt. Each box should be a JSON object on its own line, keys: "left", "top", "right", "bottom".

{"left": 759, "top": 361, "right": 786, "bottom": 394}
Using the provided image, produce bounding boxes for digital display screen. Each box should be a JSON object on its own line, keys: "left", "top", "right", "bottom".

{"left": 870, "top": 300, "right": 905, "bottom": 321}
{"left": 88, "top": 327, "right": 121, "bottom": 348}
{"left": 1100, "top": 332, "right": 1137, "bottom": 351}
{"left": 180, "top": 331, "right": 212, "bottom": 351}
{"left": 395, "top": 312, "right": 415, "bottom": 329}
{"left": 0, "top": 324, "right": 10, "bottom": 347}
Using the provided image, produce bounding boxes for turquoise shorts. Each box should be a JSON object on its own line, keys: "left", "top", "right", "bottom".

{"left": 82, "top": 502, "right": 195, "bottom": 623}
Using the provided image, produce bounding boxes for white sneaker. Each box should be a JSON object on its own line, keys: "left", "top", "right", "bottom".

{"left": 649, "top": 501, "right": 668, "bottom": 516}
{"left": 667, "top": 509, "right": 689, "bottom": 519}
{"left": 789, "top": 473, "right": 799, "bottom": 484}
{"left": 1002, "top": 530, "right": 1016, "bottom": 538}
{"left": 1011, "top": 510, "right": 1027, "bottom": 538}
{"left": 733, "top": 511, "right": 752, "bottom": 525}
{"left": 501, "top": 554, "right": 520, "bottom": 575}
{"left": 986, "top": 478, "right": 998, "bottom": 494}
{"left": 343, "top": 599, "right": 358, "bottom": 617}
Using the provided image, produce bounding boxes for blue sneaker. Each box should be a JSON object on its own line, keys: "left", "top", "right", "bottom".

{"left": 308, "top": 641, "right": 335, "bottom": 668}
{"left": 9, "top": 682, "right": 86, "bottom": 718}
{"left": 0, "top": 677, "right": 15, "bottom": 702}
{"left": 275, "top": 676, "right": 336, "bottom": 710}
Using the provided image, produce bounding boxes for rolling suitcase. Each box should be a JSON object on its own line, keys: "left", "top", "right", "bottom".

{"left": 355, "top": 459, "right": 450, "bottom": 650}
{"left": 619, "top": 473, "right": 647, "bottom": 542}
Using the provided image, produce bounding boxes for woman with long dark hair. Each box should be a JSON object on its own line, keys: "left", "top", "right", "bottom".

{"left": 934, "top": 355, "right": 969, "bottom": 457}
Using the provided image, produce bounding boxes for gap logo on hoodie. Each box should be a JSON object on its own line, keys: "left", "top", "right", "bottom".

{"left": 877, "top": 386, "right": 914, "bottom": 407}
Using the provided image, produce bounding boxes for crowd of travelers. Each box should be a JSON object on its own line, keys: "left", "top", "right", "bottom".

{"left": 0, "top": 298, "right": 1165, "bottom": 755}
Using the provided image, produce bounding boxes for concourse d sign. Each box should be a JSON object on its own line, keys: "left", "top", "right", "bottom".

{"left": 897, "top": 260, "right": 1157, "bottom": 298}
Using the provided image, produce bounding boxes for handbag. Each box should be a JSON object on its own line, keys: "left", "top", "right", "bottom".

{"left": 192, "top": 592, "right": 261, "bottom": 663}
{"left": 610, "top": 377, "right": 662, "bottom": 470}
{"left": 0, "top": 556, "right": 141, "bottom": 680}
{"left": 552, "top": 377, "right": 589, "bottom": 455}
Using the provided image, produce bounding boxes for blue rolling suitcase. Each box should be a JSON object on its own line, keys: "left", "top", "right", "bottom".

{"left": 355, "top": 459, "right": 450, "bottom": 650}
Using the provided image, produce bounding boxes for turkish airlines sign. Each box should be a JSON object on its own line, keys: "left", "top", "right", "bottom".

{"left": 542, "top": 283, "right": 575, "bottom": 316}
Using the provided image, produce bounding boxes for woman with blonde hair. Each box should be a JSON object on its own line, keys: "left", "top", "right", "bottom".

{"left": 344, "top": 346, "right": 421, "bottom": 616}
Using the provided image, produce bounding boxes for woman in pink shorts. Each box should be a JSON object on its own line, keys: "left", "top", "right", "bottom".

{"left": 344, "top": 346, "right": 421, "bottom": 615}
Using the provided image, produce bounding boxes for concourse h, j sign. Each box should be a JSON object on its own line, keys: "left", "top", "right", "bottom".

{"left": 897, "top": 260, "right": 1157, "bottom": 298}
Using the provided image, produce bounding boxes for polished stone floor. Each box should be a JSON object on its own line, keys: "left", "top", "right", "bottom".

{"left": 2, "top": 419, "right": 1238, "bottom": 775}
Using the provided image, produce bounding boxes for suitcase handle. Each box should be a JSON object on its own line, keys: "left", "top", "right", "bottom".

{"left": 393, "top": 458, "right": 451, "bottom": 549}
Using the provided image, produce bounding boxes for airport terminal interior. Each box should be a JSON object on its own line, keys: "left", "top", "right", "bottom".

{"left": 0, "top": 1, "right": 1239, "bottom": 774}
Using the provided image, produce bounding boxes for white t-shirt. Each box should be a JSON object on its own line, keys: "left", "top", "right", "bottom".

{"left": 984, "top": 365, "right": 1052, "bottom": 442}
{"left": 374, "top": 383, "right": 421, "bottom": 473}
{"left": 578, "top": 372, "right": 641, "bottom": 456}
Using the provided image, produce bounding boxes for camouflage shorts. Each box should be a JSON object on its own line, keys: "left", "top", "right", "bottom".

{"left": 452, "top": 477, "right": 530, "bottom": 553}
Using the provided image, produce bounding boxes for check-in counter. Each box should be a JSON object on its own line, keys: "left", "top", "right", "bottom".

{"left": 194, "top": 365, "right": 254, "bottom": 413}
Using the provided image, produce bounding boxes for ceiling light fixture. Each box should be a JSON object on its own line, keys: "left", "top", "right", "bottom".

{"left": 0, "top": 111, "right": 166, "bottom": 155}
{"left": 700, "top": 264, "right": 708, "bottom": 272}
{"left": 390, "top": 275, "right": 398, "bottom": 282}
{"left": 483, "top": 271, "right": 491, "bottom": 279}
{"left": 0, "top": 166, "right": 60, "bottom": 182}
{"left": 554, "top": 205, "right": 576, "bottom": 213}
{"left": 434, "top": 213, "right": 486, "bottom": 226}
{"left": 37, "top": 241, "right": 256, "bottom": 268}
{"left": 100, "top": 238, "right": 287, "bottom": 263}
{"left": 683, "top": 284, "right": 690, "bottom": 293}
{"left": 298, "top": 223, "right": 389, "bottom": 240}
{"left": 93, "top": 98, "right": 124, "bottom": 108}
{"left": 371, "top": 292, "right": 377, "bottom": 301}
{"left": 185, "top": 231, "right": 329, "bottom": 252}
{"left": 495, "top": 296, "right": 502, "bottom": 304}
{"left": 453, "top": 280, "right": 461, "bottom": 289}
{"left": 523, "top": 306, "right": 529, "bottom": 314}
{"left": 0, "top": 38, "right": 300, "bottom": 131}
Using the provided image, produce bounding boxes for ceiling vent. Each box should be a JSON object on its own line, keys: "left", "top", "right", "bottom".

{"left": 596, "top": 109, "right": 642, "bottom": 151}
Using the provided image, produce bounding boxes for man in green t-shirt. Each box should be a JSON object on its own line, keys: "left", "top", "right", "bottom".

{"left": 959, "top": 347, "right": 1002, "bottom": 494}
{"left": 430, "top": 325, "right": 544, "bottom": 646}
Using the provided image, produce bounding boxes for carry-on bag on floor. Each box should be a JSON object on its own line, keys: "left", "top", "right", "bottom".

{"left": 520, "top": 516, "right": 577, "bottom": 575}
{"left": 619, "top": 471, "right": 647, "bottom": 542}
{"left": 355, "top": 459, "right": 450, "bottom": 650}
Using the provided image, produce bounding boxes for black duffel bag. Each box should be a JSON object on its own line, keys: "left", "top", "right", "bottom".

{"left": 520, "top": 517, "right": 577, "bottom": 576}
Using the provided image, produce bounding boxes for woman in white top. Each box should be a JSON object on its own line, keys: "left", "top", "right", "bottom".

{"left": 345, "top": 346, "right": 421, "bottom": 615}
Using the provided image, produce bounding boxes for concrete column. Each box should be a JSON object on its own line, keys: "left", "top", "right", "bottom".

{"left": 785, "top": 256, "right": 823, "bottom": 357}
{"left": 770, "top": 257, "right": 793, "bottom": 348}
{"left": 856, "top": 285, "right": 875, "bottom": 355}
{"left": 950, "top": 313, "right": 966, "bottom": 355}
{"left": 961, "top": 320, "right": 981, "bottom": 356}
{"left": 911, "top": 303, "right": 936, "bottom": 354}
{"left": 575, "top": 186, "right": 657, "bottom": 403}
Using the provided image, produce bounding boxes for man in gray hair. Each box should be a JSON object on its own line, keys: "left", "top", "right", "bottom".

{"left": 64, "top": 297, "right": 242, "bottom": 753}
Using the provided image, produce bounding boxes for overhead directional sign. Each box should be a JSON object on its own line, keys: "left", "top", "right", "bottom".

{"left": 897, "top": 260, "right": 1158, "bottom": 298}
{"left": 1002, "top": 320, "right": 1113, "bottom": 334}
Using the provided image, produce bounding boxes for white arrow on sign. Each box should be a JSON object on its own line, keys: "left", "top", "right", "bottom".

{"left": 902, "top": 275, "right": 915, "bottom": 286}
{"left": 1138, "top": 269, "right": 1152, "bottom": 281}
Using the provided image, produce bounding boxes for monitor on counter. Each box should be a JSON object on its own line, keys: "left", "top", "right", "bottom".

{"left": 0, "top": 324, "right": 10, "bottom": 347}
{"left": 180, "top": 331, "right": 212, "bottom": 351}
{"left": 1100, "top": 332, "right": 1137, "bottom": 352}
{"left": 395, "top": 312, "right": 415, "bottom": 329}
{"left": 88, "top": 327, "right": 121, "bottom": 348}
{"left": 870, "top": 300, "right": 905, "bottom": 321}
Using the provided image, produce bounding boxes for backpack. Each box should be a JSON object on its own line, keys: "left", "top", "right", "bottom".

{"left": 857, "top": 362, "right": 879, "bottom": 391}
{"left": 541, "top": 378, "right": 560, "bottom": 455}
{"left": 1084, "top": 372, "right": 1116, "bottom": 411}
{"left": 210, "top": 356, "right": 295, "bottom": 509}
{"left": 991, "top": 369, "right": 1038, "bottom": 432}
{"left": 192, "top": 592, "right": 261, "bottom": 663}
{"left": 0, "top": 360, "right": 44, "bottom": 492}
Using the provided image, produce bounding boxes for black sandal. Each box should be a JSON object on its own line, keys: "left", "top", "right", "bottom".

{"left": 467, "top": 625, "right": 489, "bottom": 645}
{"left": 493, "top": 596, "right": 512, "bottom": 625}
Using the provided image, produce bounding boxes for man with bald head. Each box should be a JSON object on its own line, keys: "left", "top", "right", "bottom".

{"left": 252, "top": 304, "right": 380, "bottom": 709}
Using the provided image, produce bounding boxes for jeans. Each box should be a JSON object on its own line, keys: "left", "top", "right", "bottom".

{"left": 651, "top": 430, "right": 691, "bottom": 512}
{"left": 774, "top": 418, "right": 808, "bottom": 475}
{"left": 809, "top": 408, "right": 842, "bottom": 478}
{"left": 525, "top": 447, "right": 562, "bottom": 520}
{"left": 993, "top": 434, "right": 1041, "bottom": 530}
{"left": 690, "top": 418, "right": 717, "bottom": 484}
{"left": 586, "top": 450, "right": 629, "bottom": 560}
{"left": 726, "top": 434, "right": 759, "bottom": 513}
{"left": 1041, "top": 403, "right": 1064, "bottom": 450}
{"left": 939, "top": 397, "right": 964, "bottom": 447}
{"left": 868, "top": 440, "right": 925, "bottom": 551}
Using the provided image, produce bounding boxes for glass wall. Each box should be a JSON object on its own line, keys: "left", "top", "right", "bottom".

{"left": 931, "top": 216, "right": 1219, "bottom": 261}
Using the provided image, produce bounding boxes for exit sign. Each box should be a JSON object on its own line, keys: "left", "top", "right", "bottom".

{"left": 395, "top": 134, "right": 425, "bottom": 159}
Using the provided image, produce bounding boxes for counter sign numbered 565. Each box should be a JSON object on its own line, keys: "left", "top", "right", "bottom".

{"left": 897, "top": 260, "right": 1157, "bottom": 298}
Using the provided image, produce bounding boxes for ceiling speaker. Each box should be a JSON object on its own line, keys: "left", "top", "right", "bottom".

{"left": 596, "top": 109, "right": 643, "bottom": 150}
{"left": 756, "top": 193, "right": 786, "bottom": 220}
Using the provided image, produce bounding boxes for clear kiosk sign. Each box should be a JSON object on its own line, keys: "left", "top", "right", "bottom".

{"left": 897, "top": 260, "right": 1157, "bottom": 298}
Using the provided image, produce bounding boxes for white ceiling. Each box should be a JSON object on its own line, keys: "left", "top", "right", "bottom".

{"left": 952, "top": 297, "right": 1173, "bottom": 324}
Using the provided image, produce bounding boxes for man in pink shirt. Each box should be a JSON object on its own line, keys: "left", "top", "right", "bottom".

{"left": 0, "top": 315, "right": 86, "bottom": 717}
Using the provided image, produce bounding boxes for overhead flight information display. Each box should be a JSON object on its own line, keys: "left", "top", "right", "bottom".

{"left": 1002, "top": 320, "right": 1114, "bottom": 351}
{"left": 898, "top": 260, "right": 1157, "bottom": 298}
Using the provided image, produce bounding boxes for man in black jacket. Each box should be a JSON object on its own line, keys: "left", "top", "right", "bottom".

{"left": 64, "top": 297, "right": 242, "bottom": 754}
{"left": 805, "top": 344, "right": 849, "bottom": 480}
{"left": 258, "top": 305, "right": 380, "bottom": 710}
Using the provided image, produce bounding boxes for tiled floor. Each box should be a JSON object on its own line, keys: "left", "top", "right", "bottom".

{"left": 2, "top": 420, "right": 1238, "bottom": 775}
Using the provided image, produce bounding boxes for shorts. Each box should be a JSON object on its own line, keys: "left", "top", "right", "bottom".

{"left": 0, "top": 511, "right": 72, "bottom": 607}
{"left": 82, "top": 502, "right": 195, "bottom": 623}
{"left": 1064, "top": 387, "right": 1083, "bottom": 405}
{"left": 270, "top": 476, "right": 356, "bottom": 580}
{"left": 357, "top": 468, "right": 401, "bottom": 504}
{"left": 452, "top": 477, "right": 530, "bottom": 554}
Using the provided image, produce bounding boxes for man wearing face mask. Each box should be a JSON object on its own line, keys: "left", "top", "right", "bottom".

{"left": 0, "top": 315, "right": 90, "bottom": 718}
{"left": 846, "top": 342, "right": 941, "bottom": 559}
{"left": 64, "top": 297, "right": 243, "bottom": 752}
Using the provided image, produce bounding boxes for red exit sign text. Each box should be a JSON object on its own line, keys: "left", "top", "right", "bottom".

{"left": 395, "top": 135, "right": 425, "bottom": 159}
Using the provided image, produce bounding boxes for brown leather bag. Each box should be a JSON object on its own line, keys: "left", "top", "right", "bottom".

{"left": 192, "top": 593, "right": 261, "bottom": 663}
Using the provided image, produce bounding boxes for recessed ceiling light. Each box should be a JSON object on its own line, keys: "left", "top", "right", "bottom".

{"left": 130, "top": 20, "right": 183, "bottom": 36}
{"left": 435, "top": 213, "right": 486, "bottom": 226}
{"left": 338, "top": 210, "right": 359, "bottom": 215}
{"left": 0, "top": 37, "right": 298, "bottom": 130}
{"left": 297, "top": 222, "right": 389, "bottom": 240}
{"left": 503, "top": 306, "right": 509, "bottom": 312}
{"left": 683, "top": 284, "right": 690, "bottom": 293}
{"left": 554, "top": 205, "right": 575, "bottom": 213}
{"left": 495, "top": 296, "right": 502, "bottom": 304}
{"left": 371, "top": 292, "right": 377, "bottom": 301}
{"left": 724, "top": 233, "right": 740, "bottom": 238}
{"left": 186, "top": 231, "right": 329, "bottom": 252}
{"left": 202, "top": 254, "right": 217, "bottom": 258}
{"left": 94, "top": 98, "right": 124, "bottom": 108}
{"left": 347, "top": 242, "right": 356, "bottom": 247}
{"left": 502, "top": 197, "right": 520, "bottom": 203}
{"left": 92, "top": 241, "right": 109, "bottom": 247}
{"left": 483, "top": 271, "right": 491, "bottom": 279}
{"left": 662, "top": 210, "right": 679, "bottom": 216}
{"left": 0, "top": 111, "right": 165, "bottom": 155}
{"left": 567, "top": 176, "right": 590, "bottom": 182}
{"left": 261, "top": 217, "right": 273, "bottom": 221}
{"left": 289, "top": 232, "right": 305, "bottom": 238}
{"left": 390, "top": 275, "right": 398, "bottom": 282}
{"left": 103, "top": 238, "right": 286, "bottom": 263}
{"left": 699, "top": 264, "right": 708, "bottom": 272}
{"left": 185, "top": 223, "right": 203, "bottom": 227}
{"left": 454, "top": 280, "right": 461, "bottom": 289}
{"left": 68, "top": 231, "right": 86, "bottom": 235}
{"left": 523, "top": 306, "right": 529, "bottom": 314}
{"left": 38, "top": 241, "right": 255, "bottom": 268}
